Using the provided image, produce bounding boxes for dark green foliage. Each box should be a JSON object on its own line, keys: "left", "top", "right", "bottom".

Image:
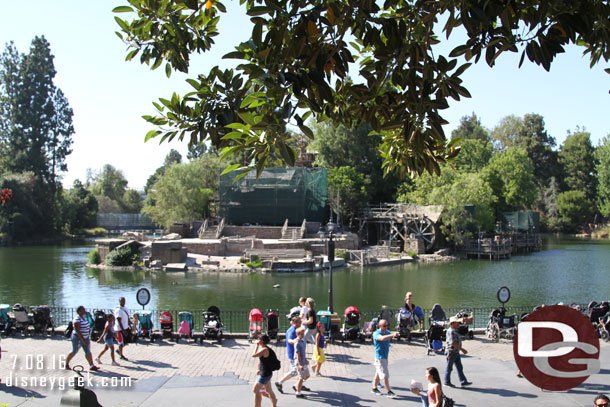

{"left": 327, "top": 166, "right": 370, "bottom": 228}
{"left": 246, "top": 256, "right": 262, "bottom": 268}
{"left": 595, "top": 135, "right": 610, "bottom": 217}
{"left": 64, "top": 180, "right": 98, "bottom": 232}
{"left": 105, "top": 245, "right": 140, "bottom": 267}
{"left": 559, "top": 129, "right": 597, "bottom": 202}
{"left": 115, "top": 0, "right": 609, "bottom": 178}
{"left": 145, "top": 149, "right": 183, "bottom": 194}
{"left": 452, "top": 113, "right": 490, "bottom": 142}
{"left": 557, "top": 190, "right": 595, "bottom": 233}
{"left": 87, "top": 249, "right": 101, "bottom": 265}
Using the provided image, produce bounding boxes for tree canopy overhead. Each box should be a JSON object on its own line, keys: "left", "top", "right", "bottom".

{"left": 114, "top": 0, "right": 610, "bottom": 178}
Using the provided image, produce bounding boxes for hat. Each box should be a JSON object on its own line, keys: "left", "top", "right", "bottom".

{"left": 449, "top": 316, "right": 462, "bottom": 324}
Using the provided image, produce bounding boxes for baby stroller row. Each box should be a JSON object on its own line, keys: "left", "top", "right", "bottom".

{"left": 0, "top": 303, "right": 55, "bottom": 336}
{"left": 588, "top": 301, "right": 610, "bottom": 342}
{"left": 130, "top": 306, "right": 224, "bottom": 344}
{"left": 486, "top": 307, "right": 518, "bottom": 342}
{"left": 248, "top": 308, "right": 280, "bottom": 343}
{"left": 425, "top": 304, "right": 473, "bottom": 355}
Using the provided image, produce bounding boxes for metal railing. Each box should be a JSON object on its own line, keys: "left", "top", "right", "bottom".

{"left": 31, "top": 304, "right": 585, "bottom": 334}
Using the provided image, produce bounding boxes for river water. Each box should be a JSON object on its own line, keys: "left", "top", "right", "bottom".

{"left": 0, "top": 237, "right": 608, "bottom": 312}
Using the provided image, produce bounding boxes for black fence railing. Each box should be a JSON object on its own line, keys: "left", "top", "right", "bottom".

{"left": 37, "top": 304, "right": 585, "bottom": 334}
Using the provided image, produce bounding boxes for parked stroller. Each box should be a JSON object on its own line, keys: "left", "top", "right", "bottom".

{"left": 455, "top": 309, "right": 474, "bottom": 339}
{"left": 11, "top": 304, "right": 33, "bottom": 335}
{"left": 91, "top": 310, "right": 107, "bottom": 340}
{"left": 160, "top": 311, "right": 174, "bottom": 339}
{"left": 265, "top": 309, "right": 280, "bottom": 342}
{"left": 249, "top": 308, "right": 263, "bottom": 342}
{"left": 135, "top": 310, "right": 154, "bottom": 341}
{"left": 588, "top": 301, "right": 610, "bottom": 341}
{"left": 429, "top": 303, "right": 447, "bottom": 324}
{"left": 201, "top": 306, "right": 223, "bottom": 343}
{"left": 32, "top": 305, "right": 55, "bottom": 336}
{"left": 370, "top": 308, "right": 394, "bottom": 332}
{"left": 342, "top": 306, "right": 365, "bottom": 342}
{"left": 396, "top": 307, "right": 415, "bottom": 341}
{"left": 425, "top": 321, "right": 447, "bottom": 355}
{"left": 486, "top": 307, "right": 517, "bottom": 342}
{"left": 176, "top": 311, "right": 194, "bottom": 343}
{"left": 0, "top": 303, "right": 14, "bottom": 335}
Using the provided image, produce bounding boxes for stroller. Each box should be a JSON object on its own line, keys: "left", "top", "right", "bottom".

{"left": 486, "top": 307, "right": 517, "bottom": 342}
{"left": 342, "top": 306, "right": 365, "bottom": 342}
{"left": 32, "top": 305, "right": 55, "bottom": 336}
{"left": 426, "top": 303, "right": 448, "bottom": 355}
{"left": 370, "top": 308, "right": 394, "bottom": 332}
{"left": 265, "top": 309, "right": 280, "bottom": 342}
{"left": 160, "top": 311, "right": 174, "bottom": 339}
{"left": 91, "top": 310, "right": 107, "bottom": 340}
{"left": 248, "top": 308, "right": 263, "bottom": 342}
{"left": 455, "top": 309, "right": 474, "bottom": 340}
{"left": 135, "top": 310, "right": 154, "bottom": 341}
{"left": 396, "top": 308, "right": 415, "bottom": 341}
{"left": 588, "top": 301, "right": 610, "bottom": 341}
{"left": 11, "top": 304, "right": 33, "bottom": 335}
{"left": 176, "top": 311, "right": 194, "bottom": 343}
{"left": 0, "top": 303, "right": 14, "bottom": 335}
{"left": 201, "top": 306, "right": 223, "bottom": 343}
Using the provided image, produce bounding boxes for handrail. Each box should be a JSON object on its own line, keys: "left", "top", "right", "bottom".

{"left": 300, "top": 219, "right": 307, "bottom": 238}
{"left": 281, "top": 219, "right": 289, "bottom": 237}
{"left": 198, "top": 219, "right": 209, "bottom": 238}
{"left": 215, "top": 217, "right": 225, "bottom": 239}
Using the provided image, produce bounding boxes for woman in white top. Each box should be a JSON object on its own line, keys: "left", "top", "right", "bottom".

{"left": 65, "top": 305, "right": 99, "bottom": 371}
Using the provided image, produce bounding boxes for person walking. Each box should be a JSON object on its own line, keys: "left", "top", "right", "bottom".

{"left": 302, "top": 298, "right": 317, "bottom": 344}
{"left": 444, "top": 316, "right": 472, "bottom": 387}
{"left": 293, "top": 327, "right": 310, "bottom": 398}
{"left": 311, "top": 322, "right": 326, "bottom": 376}
{"left": 371, "top": 319, "right": 399, "bottom": 398}
{"left": 275, "top": 316, "right": 310, "bottom": 394}
{"left": 114, "top": 297, "right": 131, "bottom": 361}
{"left": 95, "top": 314, "right": 120, "bottom": 366}
{"left": 411, "top": 367, "right": 443, "bottom": 407}
{"left": 65, "top": 305, "right": 99, "bottom": 371}
{"left": 251, "top": 334, "right": 278, "bottom": 407}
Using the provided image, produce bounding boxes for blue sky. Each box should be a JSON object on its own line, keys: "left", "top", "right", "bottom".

{"left": 1, "top": 1, "right": 608, "bottom": 189}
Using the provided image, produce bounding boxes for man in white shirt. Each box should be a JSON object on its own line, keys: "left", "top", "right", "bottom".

{"left": 114, "top": 297, "right": 130, "bottom": 361}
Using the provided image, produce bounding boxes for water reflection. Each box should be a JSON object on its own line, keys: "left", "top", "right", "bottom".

{"left": 0, "top": 237, "right": 608, "bottom": 311}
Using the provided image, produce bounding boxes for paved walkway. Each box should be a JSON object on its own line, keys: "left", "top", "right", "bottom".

{"left": 0, "top": 334, "right": 608, "bottom": 406}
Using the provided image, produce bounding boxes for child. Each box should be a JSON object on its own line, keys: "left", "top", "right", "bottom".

{"left": 294, "top": 327, "right": 310, "bottom": 398}
{"left": 311, "top": 322, "right": 326, "bottom": 376}
{"left": 95, "top": 314, "right": 120, "bottom": 366}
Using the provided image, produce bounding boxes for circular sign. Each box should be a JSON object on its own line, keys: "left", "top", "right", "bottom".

{"left": 497, "top": 286, "right": 511, "bottom": 304}
{"left": 136, "top": 288, "right": 151, "bottom": 307}
{"left": 513, "top": 305, "right": 600, "bottom": 391}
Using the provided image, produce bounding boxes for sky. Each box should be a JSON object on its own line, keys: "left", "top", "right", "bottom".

{"left": 1, "top": 1, "right": 608, "bottom": 190}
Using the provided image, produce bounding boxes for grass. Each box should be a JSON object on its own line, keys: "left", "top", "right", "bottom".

{"left": 79, "top": 227, "right": 107, "bottom": 237}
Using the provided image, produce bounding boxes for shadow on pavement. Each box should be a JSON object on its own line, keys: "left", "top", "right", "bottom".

{"left": 0, "top": 384, "right": 45, "bottom": 398}
{"left": 130, "top": 360, "right": 177, "bottom": 369}
{"left": 459, "top": 386, "right": 537, "bottom": 398}
{"left": 326, "top": 353, "right": 368, "bottom": 366}
{"left": 299, "top": 390, "right": 375, "bottom": 406}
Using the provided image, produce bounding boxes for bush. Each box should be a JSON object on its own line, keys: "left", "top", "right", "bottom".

{"left": 407, "top": 251, "right": 418, "bottom": 258}
{"left": 246, "top": 256, "right": 262, "bottom": 268}
{"left": 239, "top": 256, "right": 248, "bottom": 264}
{"left": 105, "top": 245, "right": 140, "bottom": 267}
{"left": 335, "top": 249, "right": 348, "bottom": 260}
{"left": 87, "top": 249, "right": 101, "bottom": 265}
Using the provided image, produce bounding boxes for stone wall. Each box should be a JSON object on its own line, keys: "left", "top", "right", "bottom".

{"left": 223, "top": 226, "right": 283, "bottom": 239}
{"left": 151, "top": 241, "right": 188, "bottom": 264}
{"left": 96, "top": 239, "right": 127, "bottom": 261}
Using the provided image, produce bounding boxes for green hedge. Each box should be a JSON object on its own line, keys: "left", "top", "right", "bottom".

{"left": 87, "top": 249, "right": 101, "bottom": 265}
{"left": 105, "top": 245, "right": 139, "bottom": 267}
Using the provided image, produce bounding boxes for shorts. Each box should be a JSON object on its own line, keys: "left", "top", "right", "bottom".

{"left": 288, "top": 358, "right": 299, "bottom": 377}
{"left": 104, "top": 337, "right": 117, "bottom": 347}
{"left": 257, "top": 374, "right": 272, "bottom": 384}
{"left": 374, "top": 358, "right": 389, "bottom": 380}
{"left": 298, "top": 364, "right": 310, "bottom": 380}
{"left": 71, "top": 334, "right": 91, "bottom": 355}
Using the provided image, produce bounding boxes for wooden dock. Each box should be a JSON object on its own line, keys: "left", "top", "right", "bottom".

{"left": 457, "top": 234, "right": 541, "bottom": 260}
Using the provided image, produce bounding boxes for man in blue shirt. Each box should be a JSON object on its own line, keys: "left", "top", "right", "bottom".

{"left": 275, "top": 316, "right": 310, "bottom": 394}
{"left": 372, "top": 319, "right": 399, "bottom": 398}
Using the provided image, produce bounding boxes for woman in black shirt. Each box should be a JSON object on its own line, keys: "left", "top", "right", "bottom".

{"left": 252, "top": 334, "right": 278, "bottom": 406}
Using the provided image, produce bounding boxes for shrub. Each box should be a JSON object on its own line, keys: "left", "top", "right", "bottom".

{"left": 407, "top": 251, "right": 418, "bottom": 258}
{"left": 105, "top": 245, "right": 140, "bottom": 267}
{"left": 335, "top": 249, "right": 348, "bottom": 260}
{"left": 87, "top": 249, "right": 101, "bottom": 265}
{"left": 246, "top": 256, "right": 262, "bottom": 268}
{"left": 239, "top": 256, "right": 248, "bottom": 264}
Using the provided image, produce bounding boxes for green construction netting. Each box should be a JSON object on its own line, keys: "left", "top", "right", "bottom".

{"left": 497, "top": 211, "right": 540, "bottom": 233}
{"left": 219, "top": 168, "right": 328, "bottom": 226}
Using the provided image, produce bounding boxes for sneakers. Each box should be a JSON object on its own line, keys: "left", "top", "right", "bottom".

{"left": 444, "top": 382, "right": 455, "bottom": 388}
{"left": 461, "top": 381, "right": 472, "bottom": 387}
{"left": 89, "top": 366, "right": 99, "bottom": 371}
{"left": 95, "top": 358, "right": 102, "bottom": 364}
{"left": 371, "top": 388, "right": 381, "bottom": 395}
{"left": 295, "top": 393, "right": 306, "bottom": 398}
{"left": 111, "top": 361, "right": 120, "bottom": 366}
{"left": 293, "top": 385, "right": 311, "bottom": 392}
{"left": 119, "top": 355, "right": 129, "bottom": 361}
{"left": 386, "top": 391, "right": 397, "bottom": 399}
{"left": 275, "top": 382, "right": 284, "bottom": 394}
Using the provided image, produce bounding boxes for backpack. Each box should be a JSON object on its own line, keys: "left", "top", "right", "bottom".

{"left": 64, "top": 321, "right": 73, "bottom": 338}
{"left": 267, "top": 348, "right": 281, "bottom": 371}
{"left": 442, "top": 395, "right": 455, "bottom": 407}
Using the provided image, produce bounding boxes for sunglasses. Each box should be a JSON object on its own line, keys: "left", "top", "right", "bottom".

{"left": 596, "top": 403, "right": 609, "bottom": 407}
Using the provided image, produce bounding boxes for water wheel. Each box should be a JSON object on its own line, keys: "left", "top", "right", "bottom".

{"left": 405, "top": 217, "right": 437, "bottom": 253}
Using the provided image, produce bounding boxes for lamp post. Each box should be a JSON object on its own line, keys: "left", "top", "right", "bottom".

{"left": 319, "top": 222, "right": 336, "bottom": 313}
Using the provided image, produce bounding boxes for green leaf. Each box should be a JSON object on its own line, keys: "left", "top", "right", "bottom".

{"left": 221, "top": 131, "right": 245, "bottom": 140}
{"left": 220, "top": 163, "right": 241, "bottom": 175}
{"left": 299, "top": 124, "right": 315, "bottom": 139}
{"left": 114, "top": 16, "right": 130, "bottom": 32}
{"left": 226, "top": 122, "right": 249, "bottom": 131}
{"left": 247, "top": 6, "right": 273, "bottom": 16}
{"left": 238, "top": 112, "right": 256, "bottom": 126}
{"left": 144, "top": 130, "right": 161, "bottom": 142}
{"left": 112, "top": 6, "right": 134, "bottom": 13}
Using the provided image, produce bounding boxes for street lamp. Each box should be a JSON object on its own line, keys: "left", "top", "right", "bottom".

{"left": 319, "top": 222, "right": 336, "bottom": 313}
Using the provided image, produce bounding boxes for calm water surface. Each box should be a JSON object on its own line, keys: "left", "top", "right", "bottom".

{"left": 0, "top": 237, "right": 608, "bottom": 311}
